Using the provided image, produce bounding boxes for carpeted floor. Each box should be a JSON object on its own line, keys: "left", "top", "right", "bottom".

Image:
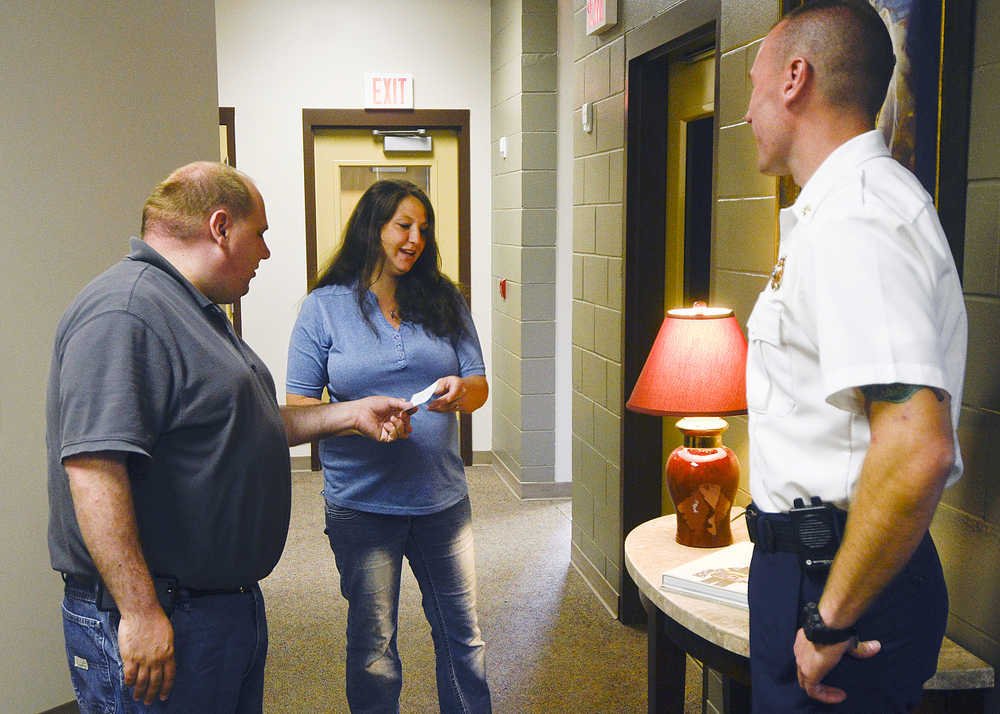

{"left": 259, "top": 465, "right": 700, "bottom": 713}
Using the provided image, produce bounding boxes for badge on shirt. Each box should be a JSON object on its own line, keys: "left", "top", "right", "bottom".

{"left": 769, "top": 256, "right": 786, "bottom": 291}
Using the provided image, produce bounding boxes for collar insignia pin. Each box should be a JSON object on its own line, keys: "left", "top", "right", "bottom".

{"left": 769, "top": 257, "right": 786, "bottom": 291}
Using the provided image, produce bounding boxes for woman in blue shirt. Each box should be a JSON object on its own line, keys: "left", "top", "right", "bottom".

{"left": 287, "top": 180, "right": 491, "bottom": 713}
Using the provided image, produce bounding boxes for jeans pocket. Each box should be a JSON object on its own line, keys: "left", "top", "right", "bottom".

{"left": 62, "top": 599, "right": 118, "bottom": 714}
{"left": 325, "top": 501, "right": 362, "bottom": 522}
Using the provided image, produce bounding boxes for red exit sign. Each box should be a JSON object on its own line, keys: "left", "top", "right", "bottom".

{"left": 586, "top": 0, "right": 617, "bottom": 35}
{"left": 365, "top": 73, "right": 414, "bottom": 109}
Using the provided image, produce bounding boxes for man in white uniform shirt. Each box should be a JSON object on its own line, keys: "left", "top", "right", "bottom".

{"left": 743, "top": 1, "right": 967, "bottom": 711}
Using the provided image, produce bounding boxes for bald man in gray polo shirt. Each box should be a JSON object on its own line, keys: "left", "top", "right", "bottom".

{"left": 47, "top": 162, "right": 413, "bottom": 713}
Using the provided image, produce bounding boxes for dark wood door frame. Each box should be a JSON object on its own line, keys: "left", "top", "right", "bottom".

{"left": 620, "top": 1, "right": 719, "bottom": 625}
{"left": 219, "top": 107, "right": 242, "bottom": 337}
{"left": 301, "top": 109, "right": 474, "bottom": 468}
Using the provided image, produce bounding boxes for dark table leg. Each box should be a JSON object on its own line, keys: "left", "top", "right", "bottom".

{"left": 649, "top": 606, "right": 686, "bottom": 713}
{"left": 722, "top": 675, "right": 752, "bottom": 713}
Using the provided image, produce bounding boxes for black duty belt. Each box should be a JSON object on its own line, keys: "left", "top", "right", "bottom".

{"left": 745, "top": 504, "right": 799, "bottom": 553}
{"left": 745, "top": 499, "right": 848, "bottom": 572}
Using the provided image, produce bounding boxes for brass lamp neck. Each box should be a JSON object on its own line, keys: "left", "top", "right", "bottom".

{"left": 683, "top": 432, "right": 723, "bottom": 448}
{"left": 674, "top": 416, "right": 729, "bottom": 448}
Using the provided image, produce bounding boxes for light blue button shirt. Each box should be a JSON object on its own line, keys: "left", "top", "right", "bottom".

{"left": 287, "top": 283, "right": 486, "bottom": 515}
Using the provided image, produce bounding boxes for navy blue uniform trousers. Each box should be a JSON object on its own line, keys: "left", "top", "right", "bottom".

{"left": 748, "top": 532, "right": 947, "bottom": 713}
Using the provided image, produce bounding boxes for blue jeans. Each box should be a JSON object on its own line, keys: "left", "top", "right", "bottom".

{"left": 61, "top": 579, "right": 268, "bottom": 713}
{"left": 324, "top": 495, "right": 492, "bottom": 714}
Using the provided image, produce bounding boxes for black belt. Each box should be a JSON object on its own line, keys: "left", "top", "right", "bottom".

{"left": 745, "top": 504, "right": 799, "bottom": 553}
{"left": 179, "top": 584, "right": 254, "bottom": 597}
{"left": 745, "top": 501, "right": 848, "bottom": 566}
{"left": 62, "top": 573, "right": 253, "bottom": 598}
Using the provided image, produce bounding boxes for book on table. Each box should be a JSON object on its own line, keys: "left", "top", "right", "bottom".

{"left": 660, "top": 541, "right": 753, "bottom": 609}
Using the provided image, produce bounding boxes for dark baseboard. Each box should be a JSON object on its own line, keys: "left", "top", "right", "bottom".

{"left": 40, "top": 702, "right": 78, "bottom": 714}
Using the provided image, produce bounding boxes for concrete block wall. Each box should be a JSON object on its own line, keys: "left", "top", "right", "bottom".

{"left": 712, "top": 1, "right": 781, "bottom": 509}
{"left": 930, "top": 0, "right": 1000, "bottom": 702}
{"left": 698, "top": 5, "right": 781, "bottom": 711}
{"left": 559, "top": 2, "right": 1000, "bottom": 704}
{"left": 567, "top": 0, "right": 775, "bottom": 615}
{"left": 706, "top": 1, "right": 1000, "bottom": 707}
{"left": 491, "top": 0, "right": 566, "bottom": 498}
{"left": 568, "top": 0, "right": 627, "bottom": 611}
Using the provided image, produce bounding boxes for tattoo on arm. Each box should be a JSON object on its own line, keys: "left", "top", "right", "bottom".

{"left": 860, "top": 383, "right": 946, "bottom": 404}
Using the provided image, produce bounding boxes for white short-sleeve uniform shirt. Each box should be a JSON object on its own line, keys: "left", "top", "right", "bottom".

{"left": 746, "top": 130, "right": 967, "bottom": 514}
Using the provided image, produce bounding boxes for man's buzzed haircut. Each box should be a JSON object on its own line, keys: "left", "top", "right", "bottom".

{"left": 779, "top": 0, "right": 896, "bottom": 121}
{"left": 141, "top": 161, "right": 255, "bottom": 240}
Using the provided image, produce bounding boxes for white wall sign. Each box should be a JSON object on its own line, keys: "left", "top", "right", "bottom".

{"left": 585, "top": 0, "right": 617, "bottom": 35}
{"left": 365, "top": 73, "right": 414, "bottom": 109}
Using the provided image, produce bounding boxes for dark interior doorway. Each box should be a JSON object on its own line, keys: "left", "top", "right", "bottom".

{"left": 621, "top": 10, "right": 719, "bottom": 625}
{"left": 684, "top": 115, "right": 714, "bottom": 305}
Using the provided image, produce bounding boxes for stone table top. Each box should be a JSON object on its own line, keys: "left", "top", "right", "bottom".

{"left": 624, "top": 514, "right": 994, "bottom": 691}
{"left": 625, "top": 512, "right": 752, "bottom": 657}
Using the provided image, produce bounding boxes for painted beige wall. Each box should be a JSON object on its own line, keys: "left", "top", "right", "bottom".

{"left": 214, "top": 0, "right": 494, "bottom": 455}
{"left": 0, "top": 2, "right": 219, "bottom": 710}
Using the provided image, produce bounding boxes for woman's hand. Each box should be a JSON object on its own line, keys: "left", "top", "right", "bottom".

{"left": 427, "top": 375, "right": 488, "bottom": 414}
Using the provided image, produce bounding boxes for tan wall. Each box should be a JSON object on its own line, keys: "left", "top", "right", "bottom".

{"left": 0, "top": 2, "right": 219, "bottom": 710}
{"left": 215, "top": 0, "right": 495, "bottom": 453}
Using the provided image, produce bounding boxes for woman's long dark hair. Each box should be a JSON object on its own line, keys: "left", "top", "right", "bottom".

{"left": 311, "top": 179, "right": 467, "bottom": 338}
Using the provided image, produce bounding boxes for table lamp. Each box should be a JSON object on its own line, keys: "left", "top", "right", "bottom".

{"left": 626, "top": 302, "right": 748, "bottom": 547}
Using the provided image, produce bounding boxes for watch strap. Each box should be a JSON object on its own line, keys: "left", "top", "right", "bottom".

{"left": 800, "top": 601, "right": 856, "bottom": 645}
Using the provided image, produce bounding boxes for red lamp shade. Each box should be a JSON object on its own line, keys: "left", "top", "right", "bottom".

{"left": 626, "top": 304, "right": 748, "bottom": 547}
{"left": 626, "top": 305, "right": 748, "bottom": 417}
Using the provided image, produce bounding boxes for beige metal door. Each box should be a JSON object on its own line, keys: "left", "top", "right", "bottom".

{"left": 307, "top": 123, "right": 469, "bottom": 467}
{"left": 312, "top": 128, "right": 460, "bottom": 283}
{"left": 664, "top": 54, "right": 715, "bottom": 311}
{"left": 662, "top": 54, "right": 716, "bottom": 514}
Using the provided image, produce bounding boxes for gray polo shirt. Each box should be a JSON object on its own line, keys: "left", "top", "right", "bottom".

{"left": 47, "top": 238, "right": 291, "bottom": 589}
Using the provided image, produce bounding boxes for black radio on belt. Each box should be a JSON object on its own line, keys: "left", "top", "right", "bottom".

{"left": 790, "top": 497, "right": 842, "bottom": 571}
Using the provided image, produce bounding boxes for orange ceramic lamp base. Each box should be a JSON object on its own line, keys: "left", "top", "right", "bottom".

{"left": 666, "top": 417, "right": 740, "bottom": 548}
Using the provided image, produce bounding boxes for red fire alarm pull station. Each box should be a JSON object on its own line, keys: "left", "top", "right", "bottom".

{"left": 499, "top": 279, "right": 507, "bottom": 299}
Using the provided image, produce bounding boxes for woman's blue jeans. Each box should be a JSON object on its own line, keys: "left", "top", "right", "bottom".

{"left": 324, "top": 495, "right": 492, "bottom": 714}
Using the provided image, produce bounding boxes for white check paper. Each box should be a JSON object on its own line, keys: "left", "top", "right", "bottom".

{"left": 408, "top": 381, "right": 441, "bottom": 409}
